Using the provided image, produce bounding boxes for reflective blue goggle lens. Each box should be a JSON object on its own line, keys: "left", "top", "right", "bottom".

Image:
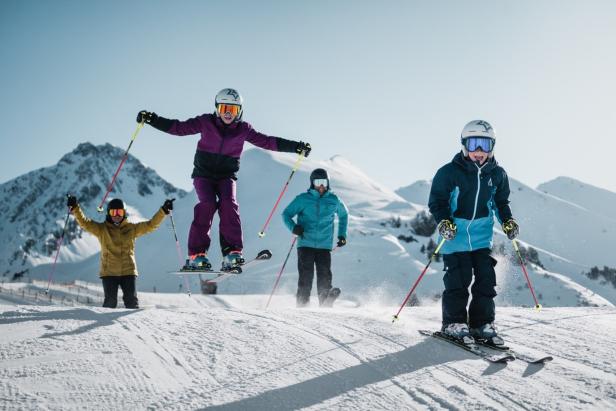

{"left": 463, "top": 137, "right": 494, "bottom": 153}
{"left": 313, "top": 178, "right": 328, "bottom": 187}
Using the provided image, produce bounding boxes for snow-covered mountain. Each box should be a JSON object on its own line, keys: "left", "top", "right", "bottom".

{"left": 0, "top": 143, "right": 188, "bottom": 274}
{"left": 1, "top": 144, "right": 614, "bottom": 307}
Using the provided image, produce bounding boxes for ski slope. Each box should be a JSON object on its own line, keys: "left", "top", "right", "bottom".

{"left": 1, "top": 292, "right": 615, "bottom": 410}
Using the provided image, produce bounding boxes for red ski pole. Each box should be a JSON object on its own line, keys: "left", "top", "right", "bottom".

{"left": 258, "top": 152, "right": 306, "bottom": 238}
{"left": 511, "top": 239, "right": 542, "bottom": 311}
{"left": 265, "top": 236, "right": 298, "bottom": 309}
{"left": 392, "top": 238, "right": 446, "bottom": 322}
{"left": 45, "top": 205, "right": 72, "bottom": 293}
{"left": 96, "top": 120, "right": 145, "bottom": 212}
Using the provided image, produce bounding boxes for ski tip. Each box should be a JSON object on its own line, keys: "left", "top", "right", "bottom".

{"left": 257, "top": 249, "right": 273, "bottom": 260}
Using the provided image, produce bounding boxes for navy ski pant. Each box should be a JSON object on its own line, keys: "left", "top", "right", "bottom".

{"left": 441, "top": 248, "right": 497, "bottom": 329}
{"left": 102, "top": 275, "right": 139, "bottom": 309}
{"left": 297, "top": 247, "right": 332, "bottom": 307}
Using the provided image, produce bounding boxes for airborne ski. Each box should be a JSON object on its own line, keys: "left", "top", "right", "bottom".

{"left": 171, "top": 249, "right": 272, "bottom": 275}
{"left": 419, "top": 330, "right": 515, "bottom": 364}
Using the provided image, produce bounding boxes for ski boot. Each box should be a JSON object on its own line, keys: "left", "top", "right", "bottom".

{"left": 470, "top": 323, "right": 505, "bottom": 347}
{"left": 182, "top": 253, "right": 212, "bottom": 271}
{"left": 319, "top": 288, "right": 341, "bottom": 308}
{"left": 441, "top": 323, "right": 475, "bottom": 345}
{"left": 221, "top": 250, "right": 244, "bottom": 273}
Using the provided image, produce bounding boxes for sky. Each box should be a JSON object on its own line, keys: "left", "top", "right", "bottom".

{"left": 1, "top": 0, "right": 616, "bottom": 194}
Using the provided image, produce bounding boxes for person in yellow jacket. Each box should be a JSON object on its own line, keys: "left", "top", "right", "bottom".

{"left": 67, "top": 195, "right": 174, "bottom": 308}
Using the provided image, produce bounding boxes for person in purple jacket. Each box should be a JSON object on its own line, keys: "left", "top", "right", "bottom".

{"left": 137, "top": 88, "right": 311, "bottom": 270}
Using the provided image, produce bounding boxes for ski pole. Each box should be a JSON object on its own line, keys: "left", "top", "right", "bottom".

{"left": 258, "top": 151, "right": 306, "bottom": 237}
{"left": 46, "top": 202, "right": 72, "bottom": 294}
{"left": 511, "top": 239, "right": 542, "bottom": 311}
{"left": 169, "top": 210, "right": 191, "bottom": 297}
{"left": 392, "top": 237, "right": 446, "bottom": 323}
{"left": 265, "top": 236, "right": 298, "bottom": 309}
{"left": 96, "top": 120, "right": 145, "bottom": 212}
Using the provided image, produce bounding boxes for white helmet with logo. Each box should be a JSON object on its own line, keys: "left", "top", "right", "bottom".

{"left": 215, "top": 88, "right": 243, "bottom": 121}
{"left": 460, "top": 120, "right": 496, "bottom": 157}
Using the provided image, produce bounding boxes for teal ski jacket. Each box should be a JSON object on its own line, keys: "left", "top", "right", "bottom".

{"left": 282, "top": 189, "right": 349, "bottom": 250}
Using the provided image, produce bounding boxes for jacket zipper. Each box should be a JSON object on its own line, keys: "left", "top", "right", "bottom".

{"left": 466, "top": 163, "right": 484, "bottom": 251}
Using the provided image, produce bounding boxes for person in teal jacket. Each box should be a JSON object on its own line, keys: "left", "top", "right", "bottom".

{"left": 282, "top": 168, "right": 349, "bottom": 307}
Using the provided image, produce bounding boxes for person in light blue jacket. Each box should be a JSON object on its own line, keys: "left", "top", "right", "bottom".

{"left": 282, "top": 168, "right": 349, "bottom": 307}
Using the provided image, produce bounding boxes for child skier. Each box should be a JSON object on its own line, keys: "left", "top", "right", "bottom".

{"left": 67, "top": 195, "right": 174, "bottom": 309}
{"left": 428, "top": 120, "right": 519, "bottom": 345}
{"left": 137, "top": 88, "right": 311, "bottom": 271}
{"left": 282, "top": 168, "right": 348, "bottom": 307}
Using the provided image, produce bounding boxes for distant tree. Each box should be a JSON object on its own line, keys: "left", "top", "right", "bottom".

{"left": 585, "top": 266, "right": 616, "bottom": 288}
{"left": 410, "top": 210, "right": 437, "bottom": 237}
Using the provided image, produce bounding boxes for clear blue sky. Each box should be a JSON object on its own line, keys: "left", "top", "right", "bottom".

{"left": 2, "top": 0, "right": 616, "bottom": 193}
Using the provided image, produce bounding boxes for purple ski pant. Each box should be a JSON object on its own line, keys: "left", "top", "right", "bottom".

{"left": 188, "top": 177, "right": 243, "bottom": 256}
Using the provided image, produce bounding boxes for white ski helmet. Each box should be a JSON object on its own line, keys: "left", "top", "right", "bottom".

{"left": 215, "top": 88, "right": 243, "bottom": 121}
{"left": 460, "top": 119, "right": 496, "bottom": 157}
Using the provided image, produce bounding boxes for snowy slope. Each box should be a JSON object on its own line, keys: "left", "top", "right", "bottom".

{"left": 1, "top": 296, "right": 615, "bottom": 410}
{"left": 538, "top": 176, "right": 616, "bottom": 223}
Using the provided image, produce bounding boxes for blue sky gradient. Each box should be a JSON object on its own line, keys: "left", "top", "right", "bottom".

{"left": 1, "top": 0, "right": 615, "bottom": 192}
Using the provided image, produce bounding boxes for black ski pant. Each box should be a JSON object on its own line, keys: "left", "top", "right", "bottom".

{"left": 441, "top": 248, "right": 497, "bottom": 329}
{"left": 101, "top": 275, "right": 139, "bottom": 309}
{"left": 297, "top": 247, "right": 332, "bottom": 307}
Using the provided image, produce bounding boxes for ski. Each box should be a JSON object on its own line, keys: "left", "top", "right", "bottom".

{"left": 474, "top": 339, "right": 553, "bottom": 364}
{"left": 419, "top": 330, "right": 515, "bottom": 364}
{"left": 170, "top": 249, "right": 273, "bottom": 275}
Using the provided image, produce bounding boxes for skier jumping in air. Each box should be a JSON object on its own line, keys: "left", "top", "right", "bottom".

{"left": 67, "top": 195, "right": 174, "bottom": 309}
{"left": 282, "top": 168, "right": 348, "bottom": 307}
{"left": 428, "top": 120, "right": 519, "bottom": 345}
{"left": 137, "top": 88, "right": 311, "bottom": 271}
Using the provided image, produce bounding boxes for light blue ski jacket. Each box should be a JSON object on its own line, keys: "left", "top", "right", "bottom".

{"left": 282, "top": 189, "right": 349, "bottom": 250}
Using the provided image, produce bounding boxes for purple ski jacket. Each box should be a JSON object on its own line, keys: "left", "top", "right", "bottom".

{"left": 165, "top": 113, "right": 298, "bottom": 180}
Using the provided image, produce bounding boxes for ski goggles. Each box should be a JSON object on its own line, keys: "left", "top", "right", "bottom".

{"left": 463, "top": 136, "right": 495, "bottom": 153}
{"left": 216, "top": 103, "right": 241, "bottom": 117}
{"left": 313, "top": 178, "right": 328, "bottom": 187}
{"left": 108, "top": 209, "right": 125, "bottom": 217}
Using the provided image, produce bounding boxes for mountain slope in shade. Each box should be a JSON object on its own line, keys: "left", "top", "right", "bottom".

{"left": 0, "top": 143, "right": 188, "bottom": 275}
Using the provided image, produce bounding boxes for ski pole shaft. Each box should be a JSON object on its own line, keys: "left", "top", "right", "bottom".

{"left": 512, "top": 239, "right": 541, "bottom": 311}
{"left": 169, "top": 211, "right": 191, "bottom": 296}
{"left": 97, "top": 121, "right": 145, "bottom": 212}
{"left": 258, "top": 152, "right": 306, "bottom": 238}
{"left": 46, "top": 205, "right": 72, "bottom": 293}
{"left": 265, "top": 236, "right": 298, "bottom": 309}
{"left": 392, "top": 238, "right": 446, "bottom": 322}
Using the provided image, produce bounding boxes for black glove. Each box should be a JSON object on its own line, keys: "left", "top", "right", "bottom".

{"left": 162, "top": 198, "right": 175, "bottom": 215}
{"left": 292, "top": 225, "right": 304, "bottom": 236}
{"left": 295, "top": 141, "right": 312, "bottom": 157}
{"left": 437, "top": 219, "right": 457, "bottom": 241}
{"left": 136, "top": 110, "right": 154, "bottom": 123}
{"left": 337, "top": 236, "right": 347, "bottom": 247}
{"left": 137, "top": 110, "right": 174, "bottom": 132}
{"left": 67, "top": 194, "right": 77, "bottom": 209}
{"left": 502, "top": 218, "right": 519, "bottom": 240}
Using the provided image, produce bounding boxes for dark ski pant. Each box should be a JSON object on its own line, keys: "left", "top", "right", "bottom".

{"left": 188, "top": 176, "right": 243, "bottom": 256}
{"left": 441, "top": 248, "right": 497, "bottom": 329}
{"left": 297, "top": 247, "right": 332, "bottom": 307}
{"left": 102, "top": 275, "right": 139, "bottom": 309}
